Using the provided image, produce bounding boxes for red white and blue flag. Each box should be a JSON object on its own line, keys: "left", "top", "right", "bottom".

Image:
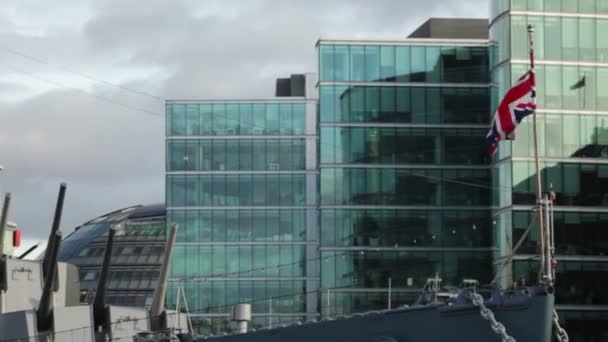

{"left": 486, "top": 70, "right": 536, "bottom": 155}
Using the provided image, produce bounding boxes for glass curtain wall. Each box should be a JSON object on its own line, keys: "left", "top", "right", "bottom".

{"left": 490, "top": 1, "right": 608, "bottom": 340}
{"left": 166, "top": 100, "right": 314, "bottom": 334}
{"left": 318, "top": 41, "right": 492, "bottom": 316}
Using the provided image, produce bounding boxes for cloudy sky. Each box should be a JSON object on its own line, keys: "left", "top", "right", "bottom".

{"left": 0, "top": 0, "right": 488, "bottom": 239}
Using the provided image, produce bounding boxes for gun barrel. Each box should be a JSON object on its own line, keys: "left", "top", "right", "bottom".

{"left": 0, "top": 193, "right": 11, "bottom": 257}
{"left": 93, "top": 227, "right": 116, "bottom": 330}
{"left": 36, "top": 231, "right": 62, "bottom": 332}
{"left": 42, "top": 183, "right": 66, "bottom": 274}
{"left": 150, "top": 224, "right": 178, "bottom": 319}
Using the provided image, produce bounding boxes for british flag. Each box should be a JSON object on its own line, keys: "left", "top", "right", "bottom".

{"left": 487, "top": 70, "right": 536, "bottom": 155}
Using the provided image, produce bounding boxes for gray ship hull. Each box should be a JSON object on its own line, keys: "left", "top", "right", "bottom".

{"left": 201, "top": 289, "right": 554, "bottom": 342}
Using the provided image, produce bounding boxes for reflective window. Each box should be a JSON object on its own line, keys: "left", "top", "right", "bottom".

{"left": 170, "top": 244, "right": 305, "bottom": 278}
{"left": 320, "top": 126, "right": 489, "bottom": 165}
{"left": 512, "top": 161, "right": 608, "bottom": 206}
{"left": 513, "top": 113, "right": 608, "bottom": 159}
{"left": 320, "top": 168, "right": 490, "bottom": 206}
{"left": 320, "top": 250, "right": 492, "bottom": 289}
{"left": 509, "top": 15, "right": 608, "bottom": 63}
{"left": 166, "top": 103, "right": 306, "bottom": 137}
{"left": 168, "top": 280, "right": 306, "bottom": 318}
{"left": 319, "top": 44, "right": 489, "bottom": 83}
{"left": 167, "top": 139, "right": 306, "bottom": 171}
{"left": 513, "top": 210, "right": 608, "bottom": 255}
{"left": 504, "top": 64, "right": 607, "bottom": 111}
{"left": 168, "top": 104, "right": 186, "bottom": 136}
{"left": 319, "top": 85, "right": 490, "bottom": 124}
{"left": 320, "top": 209, "right": 491, "bottom": 247}
{"left": 167, "top": 174, "right": 307, "bottom": 207}
{"left": 168, "top": 212, "right": 302, "bottom": 244}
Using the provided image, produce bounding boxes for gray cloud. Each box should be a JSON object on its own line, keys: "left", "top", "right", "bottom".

{"left": 0, "top": 0, "right": 488, "bottom": 238}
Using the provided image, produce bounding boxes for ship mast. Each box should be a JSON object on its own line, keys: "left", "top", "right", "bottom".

{"left": 528, "top": 24, "right": 551, "bottom": 285}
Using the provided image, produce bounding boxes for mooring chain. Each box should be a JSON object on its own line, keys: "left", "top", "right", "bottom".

{"left": 552, "top": 310, "right": 569, "bottom": 342}
{"left": 470, "top": 292, "right": 516, "bottom": 342}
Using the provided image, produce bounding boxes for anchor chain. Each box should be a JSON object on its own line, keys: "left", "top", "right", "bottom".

{"left": 552, "top": 310, "right": 569, "bottom": 342}
{"left": 470, "top": 292, "right": 516, "bottom": 342}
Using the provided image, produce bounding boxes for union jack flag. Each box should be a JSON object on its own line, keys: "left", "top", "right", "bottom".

{"left": 487, "top": 70, "right": 536, "bottom": 155}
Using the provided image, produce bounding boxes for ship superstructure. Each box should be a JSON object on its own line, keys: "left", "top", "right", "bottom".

{"left": 0, "top": 184, "right": 189, "bottom": 342}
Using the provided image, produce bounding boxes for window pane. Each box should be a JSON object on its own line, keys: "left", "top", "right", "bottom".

{"left": 379, "top": 87, "right": 396, "bottom": 122}
{"left": 365, "top": 87, "right": 379, "bottom": 121}
{"left": 212, "top": 104, "right": 226, "bottom": 135}
{"left": 253, "top": 140, "right": 266, "bottom": 170}
{"left": 212, "top": 140, "right": 226, "bottom": 170}
{"left": 544, "top": 17, "right": 561, "bottom": 60}
{"left": 320, "top": 86, "right": 334, "bottom": 122}
{"left": 239, "top": 139, "right": 253, "bottom": 170}
{"left": 320, "top": 45, "right": 334, "bottom": 81}
{"left": 562, "top": 17, "right": 578, "bottom": 61}
{"left": 226, "top": 140, "right": 239, "bottom": 170}
{"left": 411, "top": 88, "right": 426, "bottom": 123}
{"left": 321, "top": 127, "right": 335, "bottom": 164}
{"left": 411, "top": 47, "right": 426, "bottom": 81}
{"left": 545, "top": 114, "right": 563, "bottom": 157}
{"left": 379, "top": 46, "right": 395, "bottom": 81}
{"left": 293, "top": 103, "right": 305, "bottom": 134}
{"left": 200, "top": 104, "right": 213, "bottom": 135}
{"left": 226, "top": 104, "right": 239, "bottom": 135}
{"left": 253, "top": 104, "right": 266, "bottom": 134}
{"left": 239, "top": 103, "right": 253, "bottom": 135}
{"left": 364, "top": 45, "right": 380, "bottom": 81}
{"left": 171, "top": 105, "right": 186, "bottom": 135}
{"left": 350, "top": 45, "right": 365, "bottom": 82}
{"left": 334, "top": 45, "right": 349, "bottom": 81}
{"left": 186, "top": 104, "right": 199, "bottom": 135}
{"left": 579, "top": 18, "right": 595, "bottom": 61}
{"left": 598, "top": 19, "right": 608, "bottom": 62}
{"left": 266, "top": 104, "right": 279, "bottom": 134}
{"left": 562, "top": 66, "right": 579, "bottom": 109}
{"left": 597, "top": 68, "right": 608, "bottom": 109}
{"left": 425, "top": 47, "right": 441, "bottom": 82}
{"left": 279, "top": 103, "right": 293, "bottom": 135}
{"left": 545, "top": 65, "right": 562, "bottom": 108}
{"left": 395, "top": 46, "right": 410, "bottom": 82}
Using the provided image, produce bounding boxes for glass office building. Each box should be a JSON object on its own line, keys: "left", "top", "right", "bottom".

{"left": 317, "top": 33, "right": 494, "bottom": 316}
{"left": 490, "top": 0, "right": 608, "bottom": 340}
{"left": 165, "top": 91, "right": 318, "bottom": 333}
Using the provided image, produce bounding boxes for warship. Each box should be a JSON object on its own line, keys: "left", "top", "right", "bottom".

{"left": 0, "top": 187, "right": 565, "bottom": 342}
{"left": 0, "top": 184, "right": 189, "bottom": 342}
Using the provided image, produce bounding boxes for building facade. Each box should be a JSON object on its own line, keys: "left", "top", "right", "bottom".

{"left": 58, "top": 204, "right": 166, "bottom": 307}
{"left": 490, "top": 0, "right": 608, "bottom": 340}
{"left": 165, "top": 78, "right": 318, "bottom": 333}
{"left": 317, "top": 24, "right": 494, "bottom": 316}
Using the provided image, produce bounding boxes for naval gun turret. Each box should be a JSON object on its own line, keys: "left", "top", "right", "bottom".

{"left": 94, "top": 223, "right": 183, "bottom": 341}
{"left": 0, "top": 184, "right": 189, "bottom": 341}
{"left": 0, "top": 184, "right": 82, "bottom": 341}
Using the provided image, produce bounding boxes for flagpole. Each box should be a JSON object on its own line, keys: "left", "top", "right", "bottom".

{"left": 528, "top": 24, "right": 546, "bottom": 283}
